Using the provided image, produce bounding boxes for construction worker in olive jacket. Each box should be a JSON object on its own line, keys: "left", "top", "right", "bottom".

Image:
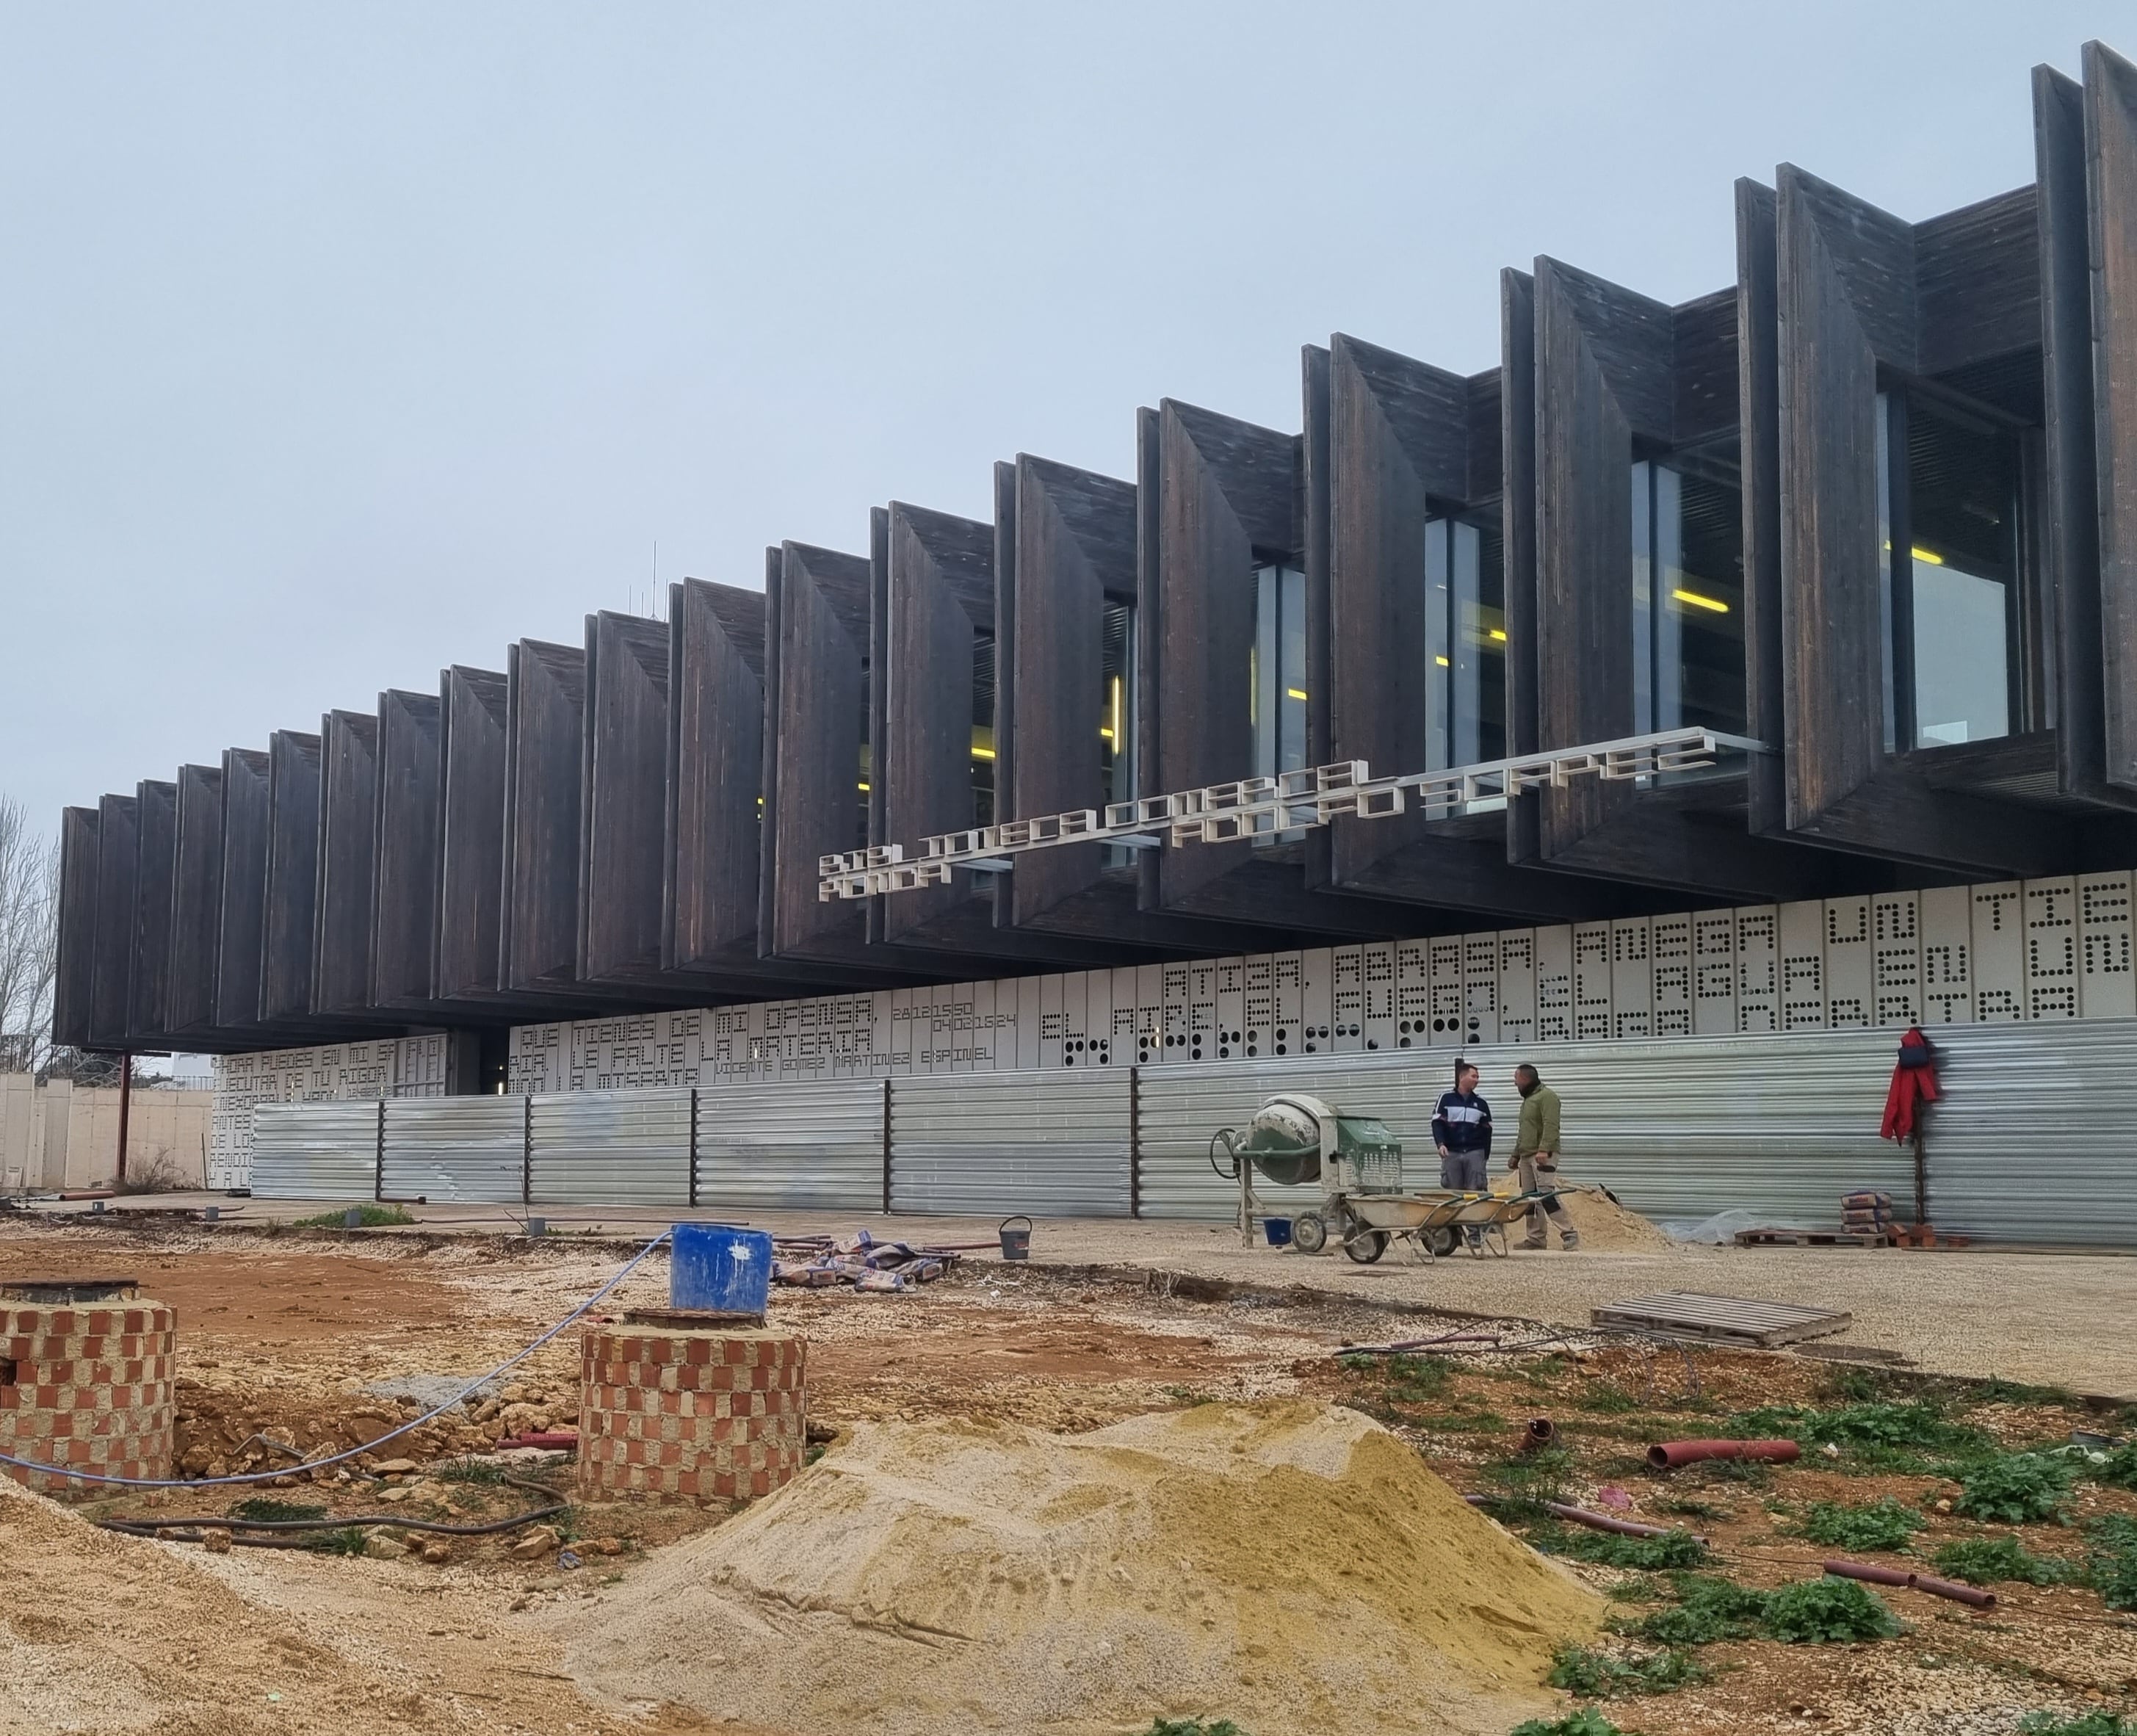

{"left": 1509, "top": 1063, "right": 1580, "bottom": 1251}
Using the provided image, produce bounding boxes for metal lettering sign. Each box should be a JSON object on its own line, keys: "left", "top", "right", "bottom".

{"left": 817, "top": 727, "right": 1762, "bottom": 900}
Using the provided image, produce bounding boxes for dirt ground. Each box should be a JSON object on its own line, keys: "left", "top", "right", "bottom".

{"left": 56, "top": 1192, "right": 2137, "bottom": 1397}
{"left": 2, "top": 1212, "right": 2135, "bottom": 1735}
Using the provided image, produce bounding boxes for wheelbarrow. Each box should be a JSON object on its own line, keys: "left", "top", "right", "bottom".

{"left": 1337, "top": 1187, "right": 1564, "bottom": 1264}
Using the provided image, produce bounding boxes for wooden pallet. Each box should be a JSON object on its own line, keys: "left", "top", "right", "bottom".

{"left": 1591, "top": 1290, "right": 1854, "bottom": 1348}
{"left": 1733, "top": 1228, "right": 1893, "bottom": 1248}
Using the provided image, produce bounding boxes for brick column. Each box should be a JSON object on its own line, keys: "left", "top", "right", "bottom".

{"left": 577, "top": 1325, "right": 806, "bottom": 1504}
{"left": 0, "top": 1303, "right": 176, "bottom": 1496}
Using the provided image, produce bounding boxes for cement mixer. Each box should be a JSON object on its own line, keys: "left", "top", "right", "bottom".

{"left": 1208, "top": 1093, "right": 1403, "bottom": 1261}
{"left": 1209, "top": 1092, "right": 1552, "bottom": 1264}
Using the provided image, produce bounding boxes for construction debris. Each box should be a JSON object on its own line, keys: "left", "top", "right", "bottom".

{"left": 772, "top": 1229, "right": 963, "bottom": 1292}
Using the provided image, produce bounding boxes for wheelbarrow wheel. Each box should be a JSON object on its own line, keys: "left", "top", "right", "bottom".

{"left": 1292, "top": 1211, "right": 1328, "bottom": 1254}
{"left": 1424, "top": 1226, "right": 1459, "bottom": 1259}
{"left": 1344, "top": 1229, "right": 1389, "bottom": 1265}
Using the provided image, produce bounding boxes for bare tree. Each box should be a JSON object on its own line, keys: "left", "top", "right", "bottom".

{"left": 0, "top": 795, "right": 59, "bottom": 1077}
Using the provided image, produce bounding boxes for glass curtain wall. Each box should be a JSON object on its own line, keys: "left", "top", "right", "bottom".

{"left": 1876, "top": 391, "right": 2021, "bottom": 751}
{"left": 1630, "top": 460, "right": 1746, "bottom": 736}
{"left": 1422, "top": 515, "right": 1506, "bottom": 770}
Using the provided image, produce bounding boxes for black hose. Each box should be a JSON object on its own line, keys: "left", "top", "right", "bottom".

{"left": 96, "top": 1473, "right": 569, "bottom": 1541}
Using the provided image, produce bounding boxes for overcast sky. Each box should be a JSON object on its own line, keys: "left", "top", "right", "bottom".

{"left": 0, "top": 2, "right": 2119, "bottom": 836}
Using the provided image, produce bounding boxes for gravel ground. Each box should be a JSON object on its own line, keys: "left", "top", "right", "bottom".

{"left": 29, "top": 1193, "right": 2137, "bottom": 1397}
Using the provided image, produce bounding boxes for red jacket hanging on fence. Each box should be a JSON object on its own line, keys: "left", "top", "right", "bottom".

{"left": 1880, "top": 1026, "right": 1940, "bottom": 1141}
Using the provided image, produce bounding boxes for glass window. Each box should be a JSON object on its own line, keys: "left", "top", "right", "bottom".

{"left": 1424, "top": 515, "right": 1505, "bottom": 769}
{"left": 1630, "top": 459, "right": 1746, "bottom": 736}
{"left": 1251, "top": 563, "right": 1308, "bottom": 780}
{"left": 1098, "top": 602, "right": 1137, "bottom": 867}
{"left": 856, "top": 737, "right": 871, "bottom": 850}
{"left": 970, "top": 631, "right": 997, "bottom": 829}
{"left": 1879, "top": 395, "right": 2020, "bottom": 750}
{"left": 1099, "top": 601, "right": 1135, "bottom": 809}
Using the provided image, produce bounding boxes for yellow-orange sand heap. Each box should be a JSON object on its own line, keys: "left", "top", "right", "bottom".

{"left": 554, "top": 1400, "right": 1602, "bottom": 1736}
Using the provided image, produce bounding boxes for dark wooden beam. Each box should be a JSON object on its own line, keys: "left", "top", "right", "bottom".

{"left": 666, "top": 578, "right": 768, "bottom": 973}
{"left": 1138, "top": 397, "right": 1414, "bottom": 936}
{"left": 312, "top": 709, "right": 378, "bottom": 1016}
{"left": 1315, "top": 331, "right": 1638, "bottom": 919}
{"left": 261, "top": 731, "right": 321, "bottom": 1022}
{"left": 372, "top": 688, "right": 442, "bottom": 1008}
{"left": 165, "top": 764, "right": 224, "bottom": 1038}
{"left": 1525, "top": 253, "right": 1855, "bottom": 900}
{"left": 879, "top": 502, "right": 995, "bottom": 946}
{"left": 503, "top": 639, "right": 588, "bottom": 994}
{"left": 766, "top": 541, "right": 875, "bottom": 963}
{"left": 1776, "top": 162, "right": 2080, "bottom": 873}
{"left": 87, "top": 793, "right": 137, "bottom": 1051}
{"left": 993, "top": 454, "right": 1281, "bottom": 952}
{"left": 2089, "top": 42, "right": 2137, "bottom": 794}
{"left": 126, "top": 779, "right": 178, "bottom": 1050}
{"left": 435, "top": 665, "right": 509, "bottom": 1001}
{"left": 1503, "top": 269, "right": 1542, "bottom": 869}
{"left": 53, "top": 806, "right": 98, "bottom": 1050}
{"left": 1739, "top": 178, "right": 1789, "bottom": 835}
{"left": 580, "top": 611, "right": 673, "bottom": 982}
{"left": 214, "top": 748, "right": 270, "bottom": 1030}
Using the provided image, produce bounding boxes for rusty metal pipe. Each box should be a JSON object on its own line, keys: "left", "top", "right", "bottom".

{"left": 1646, "top": 1438, "right": 1801, "bottom": 1469}
{"left": 1543, "top": 1501, "right": 1707, "bottom": 1545}
{"left": 1909, "top": 1573, "right": 1997, "bottom": 1610}
{"left": 1821, "top": 1560, "right": 1998, "bottom": 1610}
{"left": 1822, "top": 1558, "right": 1912, "bottom": 1589}
{"left": 1523, "top": 1417, "right": 1558, "bottom": 1451}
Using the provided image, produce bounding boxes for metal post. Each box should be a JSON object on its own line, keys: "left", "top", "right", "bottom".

{"left": 373, "top": 1099, "right": 386, "bottom": 1201}
{"left": 521, "top": 1094, "right": 533, "bottom": 1207}
{"left": 881, "top": 1077, "right": 893, "bottom": 1215}
{"left": 688, "top": 1088, "right": 699, "bottom": 1209}
{"left": 1128, "top": 1066, "right": 1141, "bottom": 1219}
{"left": 115, "top": 1054, "right": 132, "bottom": 1189}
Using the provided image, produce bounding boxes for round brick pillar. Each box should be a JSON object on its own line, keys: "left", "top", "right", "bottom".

{"left": 577, "top": 1323, "right": 806, "bottom": 1504}
{"left": 0, "top": 1302, "right": 176, "bottom": 1497}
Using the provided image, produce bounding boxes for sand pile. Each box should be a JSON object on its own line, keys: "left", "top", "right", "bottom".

{"left": 0, "top": 1472, "right": 391, "bottom": 1734}
{"left": 1558, "top": 1186, "right": 1675, "bottom": 1252}
{"left": 1489, "top": 1176, "right": 1674, "bottom": 1251}
{"left": 554, "top": 1400, "right": 1601, "bottom": 1736}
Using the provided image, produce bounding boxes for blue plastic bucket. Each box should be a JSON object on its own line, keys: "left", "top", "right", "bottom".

{"left": 1263, "top": 1217, "right": 1294, "bottom": 1248}
{"left": 670, "top": 1223, "right": 774, "bottom": 1318}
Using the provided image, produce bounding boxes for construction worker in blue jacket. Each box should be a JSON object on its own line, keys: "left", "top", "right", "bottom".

{"left": 1433, "top": 1059, "right": 1492, "bottom": 1245}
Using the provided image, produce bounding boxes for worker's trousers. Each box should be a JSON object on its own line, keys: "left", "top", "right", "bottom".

{"left": 1516, "top": 1155, "right": 1580, "bottom": 1249}
{"left": 1439, "top": 1149, "right": 1488, "bottom": 1192}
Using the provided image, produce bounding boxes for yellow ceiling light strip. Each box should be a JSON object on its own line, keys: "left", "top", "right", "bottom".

{"left": 1671, "top": 587, "right": 1730, "bottom": 614}
{"left": 1287, "top": 687, "right": 1308, "bottom": 701}
{"left": 1912, "top": 547, "right": 1945, "bottom": 566}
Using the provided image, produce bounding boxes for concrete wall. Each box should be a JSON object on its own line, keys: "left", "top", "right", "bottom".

{"left": 0, "top": 1077, "right": 213, "bottom": 1193}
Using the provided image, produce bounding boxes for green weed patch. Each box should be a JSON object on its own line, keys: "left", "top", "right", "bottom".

{"left": 1953, "top": 1453, "right": 2077, "bottom": 1525}
{"left": 1760, "top": 1576, "right": 1902, "bottom": 1643}
{"left": 292, "top": 1204, "right": 415, "bottom": 1229}
{"left": 1928, "top": 1535, "right": 2076, "bottom": 1587}
{"left": 1547, "top": 1642, "right": 1707, "bottom": 1699}
{"left": 1793, "top": 1497, "right": 1924, "bottom": 1552}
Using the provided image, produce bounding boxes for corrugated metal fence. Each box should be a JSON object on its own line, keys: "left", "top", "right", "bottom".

{"left": 234, "top": 1021, "right": 2137, "bottom": 1247}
